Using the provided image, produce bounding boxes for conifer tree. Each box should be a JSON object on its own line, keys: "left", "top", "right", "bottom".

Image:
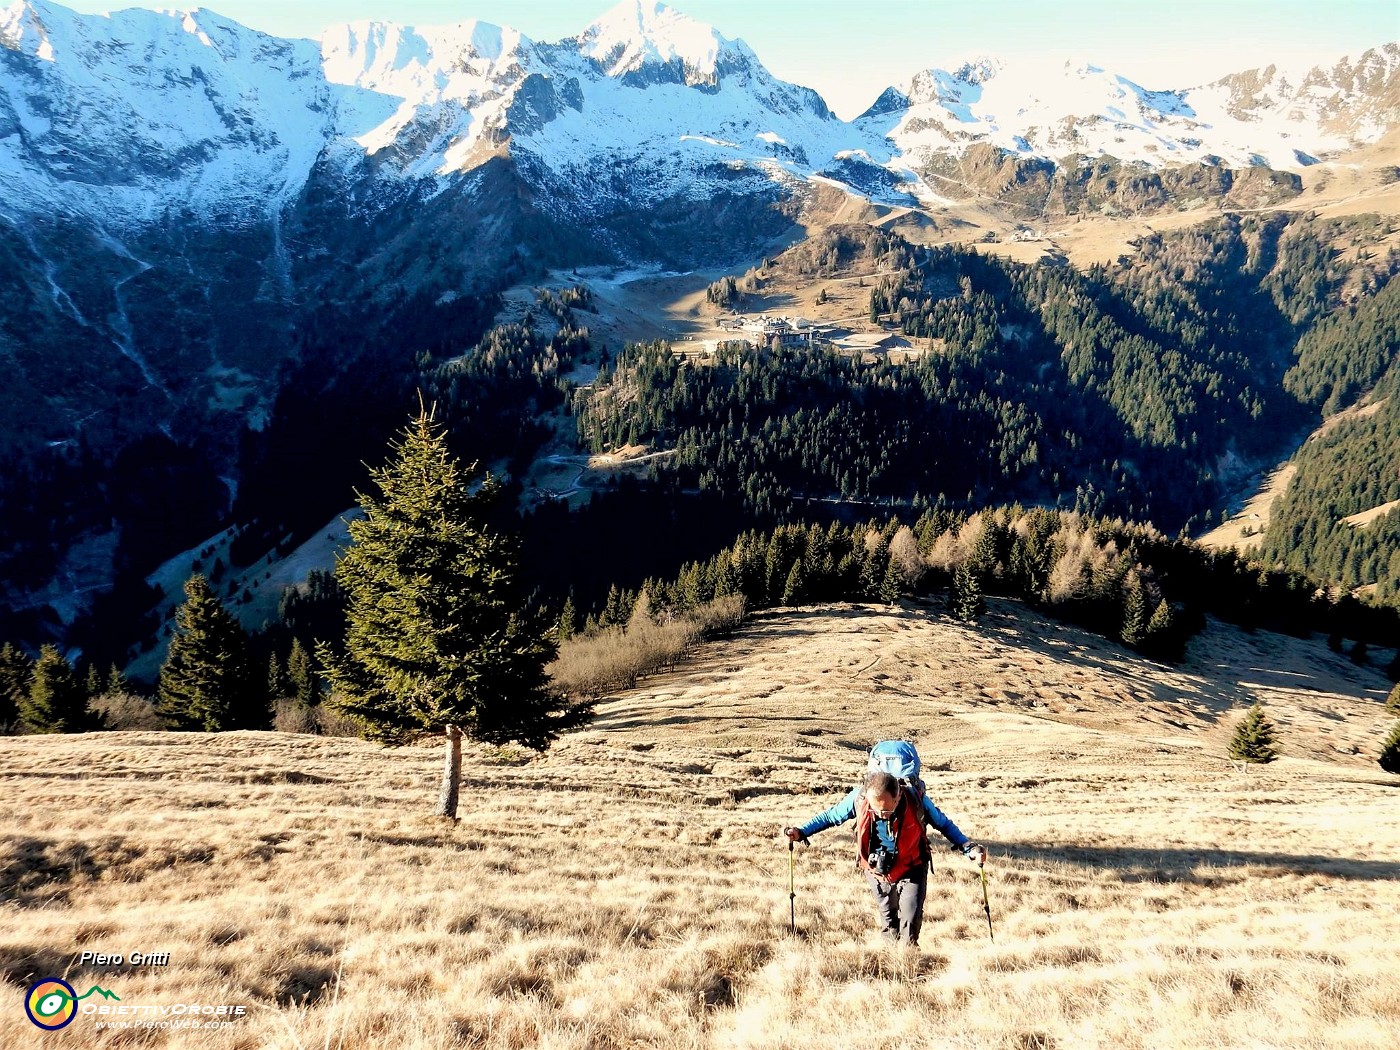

{"left": 287, "top": 638, "right": 317, "bottom": 707}
{"left": 158, "top": 575, "right": 265, "bottom": 731}
{"left": 969, "top": 520, "right": 1001, "bottom": 577}
{"left": 858, "top": 537, "right": 889, "bottom": 601}
{"left": 317, "top": 406, "right": 592, "bottom": 818}
{"left": 952, "top": 563, "right": 985, "bottom": 622}
{"left": 1228, "top": 702, "right": 1279, "bottom": 765}
{"left": 1380, "top": 721, "right": 1400, "bottom": 775}
{"left": 1141, "top": 599, "right": 1183, "bottom": 661}
{"left": 268, "top": 653, "right": 290, "bottom": 702}
{"left": 0, "top": 643, "right": 32, "bottom": 730}
{"left": 556, "top": 595, "right": 578, "bottom": 642}
{"left": 85, "top": 664, "right": 102, "bottom": 698}
{"left": 879, "top": 557, "right": 904, "bottom": 603}
{"left": 782, "top": 558, "right": 806, "bottom": 606}
{"left": 20, "top": 646, "right": 93, "bottom": 734}
{"left": 1120, "top": 570, "right": 1148, "bottom": 647}
{"left": 107, "top": 664, "right": 129, "bottom": 695}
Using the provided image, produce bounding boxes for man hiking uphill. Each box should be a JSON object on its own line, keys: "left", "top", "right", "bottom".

{"left": 784, "top": 741, "right": 986, "bottom": 946}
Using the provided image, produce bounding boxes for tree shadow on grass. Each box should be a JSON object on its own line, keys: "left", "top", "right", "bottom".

{"left": 994, "top": 840, "right": 1400, "bottom": 884}
{"left": 0, "top": 945, "right": 86, "bottom": 987}
{"left": 0, "top": 837, "right": 146, "bottom": 909}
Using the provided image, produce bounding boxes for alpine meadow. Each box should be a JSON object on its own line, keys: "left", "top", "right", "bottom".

{"left": 2, "top": 1, "right": 1399, "bottom": 1048}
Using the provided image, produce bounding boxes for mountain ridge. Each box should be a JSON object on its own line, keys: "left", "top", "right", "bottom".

{"left": 2, "top": 1, "right": 1396, "bottom": 231}
{"left": 2, "top": 0, "right": 1399, "bottom": 652}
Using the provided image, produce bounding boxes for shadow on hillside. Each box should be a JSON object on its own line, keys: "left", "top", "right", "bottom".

{"left": 975, "top": 618, "right": 1253, "bottom": 721}
{"left": 0, "top": 944, "right": 82, "bottom": 987}
{"left": 748, "top": 605, "right": 892, "bottom": 630}
{"left": 593, "top": 710, "right": 832, "bottom": 732}
{"left": 0, "top": 837, "right": 144, "bottom": 909}
{"left": 994, "top": 840, "right": 1400, "bottom": 884}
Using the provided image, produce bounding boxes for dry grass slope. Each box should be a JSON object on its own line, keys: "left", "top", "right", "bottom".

{"left": 2, "top": 601, "right": 1397, "bottom": 1049}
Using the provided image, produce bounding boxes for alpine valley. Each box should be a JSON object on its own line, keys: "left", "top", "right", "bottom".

{"left": 1, "top": 0, "right": 1398, "bottom": 667}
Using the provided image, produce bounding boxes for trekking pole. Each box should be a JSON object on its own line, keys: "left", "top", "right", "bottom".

{"left": 788, "top": 840, "right": 797, "bottom": 934}
{"left": 979, "top": 858, "right": 994, "bottom": 942}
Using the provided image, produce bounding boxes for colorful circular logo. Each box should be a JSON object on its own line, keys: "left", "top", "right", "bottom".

{"left": 26, "top": 978, "right": 78, "bottom": 1030}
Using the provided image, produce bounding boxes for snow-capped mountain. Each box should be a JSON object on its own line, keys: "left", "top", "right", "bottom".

{"left": 3, "top": 0, "right": 1396, "bottom": 240}
{"left": 858, "top": 45, "right": 1400, "bottom": 171}
{"left": 315, "top": 0, "right": 895, "bottom": 228}
{"left": 1, "top": 0, "right": 1395, "bottom": 482}
{"left": 0, "top": 0, "right": 344, "bottom": 220}
{"left": 1, "top": 0, "right": 1397, "bottom": 649}
{"left": 0, "top": 0, "right": 898, "bottom": 233}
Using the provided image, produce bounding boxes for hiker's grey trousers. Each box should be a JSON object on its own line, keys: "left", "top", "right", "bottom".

{"left": 865, "top": 867, "right": 928, "bottom": 944}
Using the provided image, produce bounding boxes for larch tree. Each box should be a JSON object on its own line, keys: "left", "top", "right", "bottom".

{"left": 317, "top": 405, "right": 593, "bottom": 819}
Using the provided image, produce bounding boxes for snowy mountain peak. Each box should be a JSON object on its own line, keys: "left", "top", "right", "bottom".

{"left": 856, "top": 43, "right": 1400, "bottom": 171}
{"left": 577, "top": 0, "right": 737, "bottom": 82}
{"left": 1, "top": 0, "right": 56, "bottom": 60}
{"left": 948, "top": 54, "right": 1005, "bottom": 86}
{"left": 321, "top": 17, "right": 531, "bottom": 94}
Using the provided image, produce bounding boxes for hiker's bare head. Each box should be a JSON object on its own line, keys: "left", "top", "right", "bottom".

{"left": 863, "top": 771, "right": 900, "bottom": 818}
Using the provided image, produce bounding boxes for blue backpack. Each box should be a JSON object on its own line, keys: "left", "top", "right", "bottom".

{"left": 867, "top": 740, "right": 922, "bottom": 786}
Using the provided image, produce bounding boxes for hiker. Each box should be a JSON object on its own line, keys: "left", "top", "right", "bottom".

{"left": 784, "top": 744, "right": 985, "bottom": 946}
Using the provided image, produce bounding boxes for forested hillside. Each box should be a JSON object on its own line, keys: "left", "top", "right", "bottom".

{"left": 577, "top": 217, "right": 1397, "bottom": 541}
{"left": 1262, "top": 357, "right": 1400, "bottom": 603}
{"left": 26, "top": 210, "right": 1400, "bottom": 674}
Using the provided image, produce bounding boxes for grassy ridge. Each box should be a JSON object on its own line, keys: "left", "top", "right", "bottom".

{"left": 1, "top": 603, "right": 1397, "bottom": 1049}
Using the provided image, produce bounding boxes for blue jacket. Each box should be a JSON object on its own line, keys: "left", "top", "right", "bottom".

{"left": 798, "top": 784, "right": 969, "bottom": 855}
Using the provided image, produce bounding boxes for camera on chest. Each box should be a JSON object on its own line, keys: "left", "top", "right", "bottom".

{"left": 868, "top": 847, "right": 895, "bottom": 876}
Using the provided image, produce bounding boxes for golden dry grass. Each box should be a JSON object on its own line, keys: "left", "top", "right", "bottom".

{"left": 2, "top": 601, "right": 1398, "bottom": 1049}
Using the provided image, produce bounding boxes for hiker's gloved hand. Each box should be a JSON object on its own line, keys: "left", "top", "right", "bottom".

{"left": 961, "top": 842, "right": 987, "bottom": 866}
{"left": 783, "top": 827, "right": 808, "bottom": 844}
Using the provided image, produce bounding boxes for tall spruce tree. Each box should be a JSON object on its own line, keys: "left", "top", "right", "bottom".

{"left": 1379, "top": 721, "right": 1400, "bottom": 775}
{"left": 1387, "top": 682, "right": 1400, "bottom": 714}
{"left": 158, "top": 575, "right": 265, "bottom": 731}
{"left": 1142, "top": 599, "right": 1180, "bottom": 660}
{"left": 20, "top": 646, "right": 93, "bottom": 734}
{"left": 106, "top": 664, "right": 129, "bottom": 694}
{"left": 782, "top": 558, "right": 806, "bottom": 606}
{"left": 556, "top": 595, "right": 578, "bottom": 642}
{"left": 287, "top": 638, "right": 318, "bottom": 707}
{"left": 952, "top": 563, "right": 986, "bottom": 622}
{"left": 1120, "top": 570, "right": 1148, "bottom": 647}
{"left": 318, "top": 406, "right": 592, "bottom": 818}
{"left": 1228, "top": 702, "right": 1279, "bottom": 765}
{"left": 268, "top": 652, "right": 291, "bottom": 702}
{"left": 0, "top": 642, "right": 32, "bottom": 730}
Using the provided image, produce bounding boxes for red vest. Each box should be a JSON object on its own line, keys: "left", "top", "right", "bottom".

{"left": 855, "top": 787, "right": 930, "bottom": 883}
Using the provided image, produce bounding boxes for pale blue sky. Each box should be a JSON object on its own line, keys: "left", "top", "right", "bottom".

{"left": 57, "top": 0, "right": 1400, "bottom": 117}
